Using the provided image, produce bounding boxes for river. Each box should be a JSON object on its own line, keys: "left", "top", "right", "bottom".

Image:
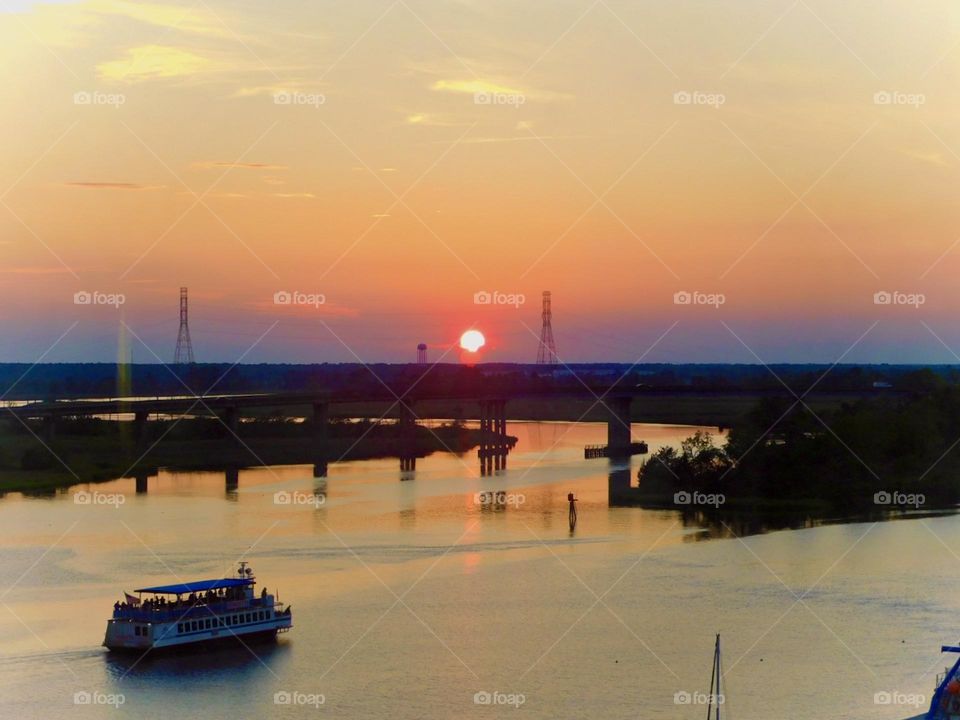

{"left": 0, "top": 421, "right": 954, "bottom": 719}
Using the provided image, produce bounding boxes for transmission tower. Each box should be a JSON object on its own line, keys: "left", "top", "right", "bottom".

{"left": 417, "top": 343, "right": 428, "bottom": 364}
{"left": 536, "top": 290, "right": 558, "bottom": 364}
{"left": 174, "top": 287, "right": 195, "bottom": 364}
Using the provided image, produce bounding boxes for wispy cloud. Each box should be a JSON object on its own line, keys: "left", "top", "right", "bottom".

{"left": 271, "top": 192, "right": 314, "bottom": 198}
{"left": 64, "top": 181, "right": 165, "bottom": 190}
{"left": 193, "top": 161, "right": 288, "bottom": 170}
{"left": 432, "top": 79, "right": 524, "bottom": 96}
{"left": 97, "top": 44, "right": 214, "bottom": 82}
{"left": 87, "top": 0, "right": 230, "bottom": 38}
{"left": 405, "top": 112, "right": 467, "bottom": 128}
{"left": 0, "top": 265, "right": 77, "bottom": 274}
{"left": 900, "top": 149, "right": 950, "bottom": 167}
{"left": 430, "top": 78, "right": 571, "bottom": 102}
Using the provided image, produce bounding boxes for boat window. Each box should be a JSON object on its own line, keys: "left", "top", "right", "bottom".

{"left": 205, "top": 619, "right": 211, "bottom": 629}
{"left": 177, "top": 624, "right": 183, "bottom": 633}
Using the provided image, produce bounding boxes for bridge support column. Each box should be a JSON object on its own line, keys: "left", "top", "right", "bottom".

{"left": 135, "top": 472, "right": 149, "bottom": 493}
{"left": 606, "top": 395, "right": 633, "bottom": 458}
{"left": 223, "top": 406, "right": 239, "bottom": 434}
{"left": 133, "top": 411, "right": 149, "bottom": 448}
{"left": 42, "top": 415, "right": 56, "bottom": 441}
{"left": 312, "top": 402, "right": 329, "bottom": 477}
{"left": 399, "top": 401, "right": 416, "bottom": 474}
{"left": 479, "top": 400, "right": 489, "bottom": 442}
{"left": 607, "top": 458, "right": 632, "bottom": 504}
{"left": 478, "top": 399, "right": 510, "bottom": 476}
{"left": 225, "top": 466, "right": 239, "bottom": 492}
{"left": 496, "top": 400, "right": 507, "bottom": 441}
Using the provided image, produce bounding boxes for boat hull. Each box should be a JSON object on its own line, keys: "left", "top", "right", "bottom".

{"left": 104, "top": 608, "right": 292, "bottom": 652}
{"left": 105, "top": 628, "right": 282, "bottom": 653}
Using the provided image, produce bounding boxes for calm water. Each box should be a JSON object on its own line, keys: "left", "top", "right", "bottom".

{"left": 0, "top": 421, "right": 956, "bottom": 720}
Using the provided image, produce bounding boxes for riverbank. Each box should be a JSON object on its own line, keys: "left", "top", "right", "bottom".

{"left": 636, "top": 384, "right": 960, "bottom": 516}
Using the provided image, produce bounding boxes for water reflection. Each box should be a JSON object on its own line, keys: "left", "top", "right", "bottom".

{"left": 105, "top": 637, "right": 290, "bottom": 677}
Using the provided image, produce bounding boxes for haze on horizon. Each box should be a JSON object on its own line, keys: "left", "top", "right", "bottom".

{"left": 2, "top": 0, "right": 960, "bottom": 365}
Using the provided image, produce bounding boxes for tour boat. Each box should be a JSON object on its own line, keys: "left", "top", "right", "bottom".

{"left": 906, "top": 645, "right": 960, "bottom": 719}
{"left": 103, "top": 562, "right": 292, "bottom": 651}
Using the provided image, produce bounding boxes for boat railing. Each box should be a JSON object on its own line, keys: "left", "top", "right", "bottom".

{"left": 111, "top": 596, "right": 282, "bottom": 622}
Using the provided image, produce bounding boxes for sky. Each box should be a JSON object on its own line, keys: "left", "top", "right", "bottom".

{"left": 1, "top": 0, "right": 960, "bottom": 364}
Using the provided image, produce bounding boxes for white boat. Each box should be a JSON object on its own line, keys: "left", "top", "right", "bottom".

{"left": 103, "top": 562, "right": 292, "bottom": 651}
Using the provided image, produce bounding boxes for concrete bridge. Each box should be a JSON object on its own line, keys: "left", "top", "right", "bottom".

{"left": 9, "top": 387, "right": 648, "bottom": 476}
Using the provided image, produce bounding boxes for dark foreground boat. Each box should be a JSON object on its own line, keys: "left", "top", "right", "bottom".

{"left": 103, "top": 562, "right": 292, "bottom": 651}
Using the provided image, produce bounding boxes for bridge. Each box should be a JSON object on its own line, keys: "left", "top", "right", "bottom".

{"left": 9, "top": 387, "right": 653, "bottom": 476}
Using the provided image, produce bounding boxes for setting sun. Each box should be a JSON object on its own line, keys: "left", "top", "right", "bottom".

{"left": 459, "top": 330, "right": 485, "bottom": 353}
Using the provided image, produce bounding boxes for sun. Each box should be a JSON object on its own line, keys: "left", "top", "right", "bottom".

{"left": 459, "top": 329, "right": 485, "bottom": 352}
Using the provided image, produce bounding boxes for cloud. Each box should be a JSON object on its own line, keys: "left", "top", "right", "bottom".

{"left": 900, "top": 149, "right": 950, "bottom": 167}
{"left": 193, "top": 161, "right": 288, "bottom": 170}
{"left": 193, "top": 192, "right": 249, "bottom": 199}
{"left": 64, "top": 181, "right": 164, "bottom": 190}
{"left": 271, "top": 192, "right": 314, "bottom": 198}
{"left": 0, "top": 265, "right": 77, "bottom": 274}
{"left": 86, "top": 0, "right": 229, "bottom": 38}
{"left": 96, "top": 44, "right": 213, "bottom": 82}
{"left": 431, "top": 78, "right": 571, "bottom": 102}
{"left": 432, "top": 79, "right": 525, "bottom": 96}
{"left": 404, "top": 112, "right": 467, "bottom": 128}
{"left": 434, "top": 134, "right": 592, "bottom": 145}
{"left": 250, "top": 299, "right": 358, "bottom": 317}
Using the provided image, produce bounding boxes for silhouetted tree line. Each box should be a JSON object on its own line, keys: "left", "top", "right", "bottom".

{"left": 640, "top": 369, "right": 960, "bottom": 510}
{"left": 2, "top": 362, "right": 958, "bottom": 400}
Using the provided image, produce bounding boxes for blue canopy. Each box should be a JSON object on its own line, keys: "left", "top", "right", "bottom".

{"left": 134, "top": 578, "right": 253, "bottom": 595}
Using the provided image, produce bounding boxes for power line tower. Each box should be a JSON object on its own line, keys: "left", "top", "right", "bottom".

{"left": 536, "top": 290, "right": 558, "bottom": 364}
{"left": 417, "top": 343, "right": 427, "bottom": 364}
{"left": 174, "top": 286, "right": 195, "bottom": 364}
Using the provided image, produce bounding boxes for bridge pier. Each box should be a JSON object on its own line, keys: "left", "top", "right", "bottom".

{"left": 312, "top": 402, "right": 329, "bottom": 476}
{"left": 225, "top": 466, "right": 239, "bottom": 492}
{"left": 133, "top": 411, "right": 149, "bottom": 447}
{"left": 223, "top": 406, "right": 239, "bottom": 434}
{"left": 42, "top": 415, "right": 56, "bottom": 441}
{"left": 399, "top": 401, "right": 417, "bottom": 474}
{"left": 135, "top": 471, "right": 149, "bottom": 493}
{"left": 607, "top": 458, "right": 632, "bottom": 504}
{"left": 606, "top": 395, "right": 633, "bottom": 458}
{"left": 478, "top": 398, "right": 509, "bottom": 475}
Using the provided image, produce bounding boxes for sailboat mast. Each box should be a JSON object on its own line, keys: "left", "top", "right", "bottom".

{"left": 706, "top": 633, "right": 721, "bottom": 720}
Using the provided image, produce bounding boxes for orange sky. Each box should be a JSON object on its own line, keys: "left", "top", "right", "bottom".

{"left": 2, "top": 0, "right": 960, "bottom": 363}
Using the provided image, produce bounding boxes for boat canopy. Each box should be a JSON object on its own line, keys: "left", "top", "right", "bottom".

{"left": 133, "top": 578, "right": 253, "bottom": 595}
